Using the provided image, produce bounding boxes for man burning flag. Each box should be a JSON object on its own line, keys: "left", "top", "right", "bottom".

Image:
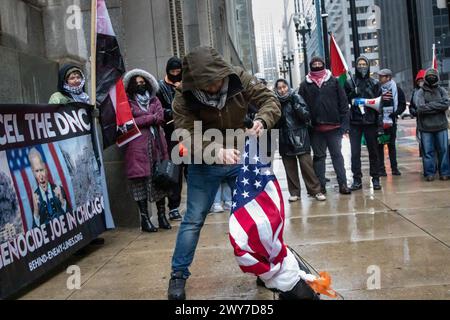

{"left": 229, "top": 137, "right": 337, "bottom": 299}
{"left": 95, "top": 0, "right": 141, "bottom": 148}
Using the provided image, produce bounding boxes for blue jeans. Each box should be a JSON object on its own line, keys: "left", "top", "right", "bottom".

{"left": 421, "top": 130, "right": 450, "bottom": 177}
{"left": 213, "top": 182, "right": 233, "bottom": 205}
{"left": 171, "top": 164, "right": 239, "bottom": 278}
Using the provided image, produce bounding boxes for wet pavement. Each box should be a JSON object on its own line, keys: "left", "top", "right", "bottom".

{"left": 21, "top": 120, "right": 450, "bottom": 300}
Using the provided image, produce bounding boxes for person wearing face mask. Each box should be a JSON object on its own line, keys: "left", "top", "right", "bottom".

{"left": 345, "top": 56, "right": 383, "bottom": 191}
{"left": 49, "top": 65, "right": 90, "bottom": 104}
{"left": 49, "top": 64, "right": 106, "bottom": 249}
{"left": 298, "top": 57, "right": 351, "bottom": 195}
{"left": 123, "top": 69, "right": 173, "bottom": 232}
{"left": 409, "top": 70, "right": 427, "bottom": 158}
{"left": 157, "top": 57, "right": 184, "bottom": 221}
{"left": 413, "top": 68, "right": 450, "bottom": 181}
{"left": 276, "top": 79, "right": 326, "bottom": 202}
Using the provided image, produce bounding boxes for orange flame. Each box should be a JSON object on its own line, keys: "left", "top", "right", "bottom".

{"left": 307, "top": 272, "right": 338, "bottom": 298}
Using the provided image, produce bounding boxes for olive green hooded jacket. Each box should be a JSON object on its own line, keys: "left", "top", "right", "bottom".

{"left": 172, "top": 47, "right": 281, "bottom": 160}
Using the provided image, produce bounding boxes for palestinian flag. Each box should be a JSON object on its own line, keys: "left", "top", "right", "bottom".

{"left": 95, "top": 0, "right": 141, "bottom": 148}
{"left": 432, "top": 43, "right": 438, "bottom": 71}
{"left": 330, "top": 34, "right": 349, "bottom": 87}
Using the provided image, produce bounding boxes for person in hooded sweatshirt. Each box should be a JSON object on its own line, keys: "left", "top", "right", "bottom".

{"left": 413, "top": 68, "right": 450, "bottom": 181}
{"left": 298, "top": 56, "right": 351, "bottom": 195}
{"left": 49, "top": 64, "right": 105, "bottom": 248}
{"left": 168, "top": 47, "right": 319, "bottom": 301}
{"left": 49, "top": 65, "right": 91, "bottom": 104}
{"left": 157, "top": 57, "right": 184, "bottom": 221}
{"left": 275, "top": 78, "right": 326, "bottom": 202}
{"left": 345, "top": 56, "right": 383, "bottom": 191}
{"left": 122, "top": 69, "right": 173, "bottom": 233}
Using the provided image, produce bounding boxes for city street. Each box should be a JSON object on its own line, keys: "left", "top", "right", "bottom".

{"left": 20, "top": 120, "right": 450, "bottom": 300}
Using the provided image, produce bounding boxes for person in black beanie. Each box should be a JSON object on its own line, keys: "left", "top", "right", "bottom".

{"left": 157, "top": 57, "right": 184, "bottom": 221}
{"left": 299, "top": 56, "right": 351, "bottom": 195}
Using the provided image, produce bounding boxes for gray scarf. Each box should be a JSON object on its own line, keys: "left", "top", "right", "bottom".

{"left": 135, "top": 91, "right": 151, "bottom": 111}
{"left": 381, "top": 79, "right": 398, "bottom": 112}
{"left": 276, "top": 89, "right": 293, "bottom": 103}
{"left": 192, "top": 77, "right": 229, "bottom": 110}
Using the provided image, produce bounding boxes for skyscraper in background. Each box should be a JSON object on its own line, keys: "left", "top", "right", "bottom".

{"left": 253, "top": 0, "right": 283, "bottom": 85}
{"left": 375, "top": 0, "right": 450, "bottom": 96}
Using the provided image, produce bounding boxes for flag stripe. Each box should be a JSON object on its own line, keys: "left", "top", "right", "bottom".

{"left": 244, "top": 200, "right": 276, "bottom": 256}
{"left": 47, "top": 144, "right": 72, "bottom": 209}
{"left": 10, "top": 171, "right": 29, "bottom": 232}
{"left": 233, "top": 207, "right": 270, "bottom": 259}
{"left": 52, "top": 142, "right": 76, "bottom": 207}
{"left": 229, "top": 215, "right": 254, "bottom": 254}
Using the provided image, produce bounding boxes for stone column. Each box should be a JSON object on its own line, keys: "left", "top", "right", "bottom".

{"left": 43, "top": 0, "right": 88, "bottom": 65}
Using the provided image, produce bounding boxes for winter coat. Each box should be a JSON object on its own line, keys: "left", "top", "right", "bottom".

{"left": 298, "top": 70, "right": 349, "bottom": 131}
{"left": 172, "top": 47, "right": 281, "bottom": 159}
{"left": 344, "top": 64, "right": 382, "bottom": 126}
{"left": 49, "top": 64, "right": 87, "bottom": 104}
{"left": 409, "top": 87, "right": 421, "bottom": 118}
{"left": 157, "top": 79, "right": 177, "bottom": 143}
{"left": 122, "top": 69, "right": 169, "bottom": 179}
{"left": 277, "top": 92, "right": 311, "bottom": 157}
{"left": 414, "top": 84, "right": 450, "bottom": 132}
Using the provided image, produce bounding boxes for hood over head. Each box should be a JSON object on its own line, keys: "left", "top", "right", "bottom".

{"left": 355, "top": 56, "right": 371, "bottom": 79}
{"left": 123, "top": 69, "right": 159, "bottom": 98}
{"left": 181, "top": 47, "right": 237, "bottom": 93}
{"left": 57, "top": 64, "right": 85, "bottom": 93}
{"left": 424, "top": 68, "right": 440, "bottom": 88}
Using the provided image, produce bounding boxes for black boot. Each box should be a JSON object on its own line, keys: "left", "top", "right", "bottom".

{"left": 137, "top": 200, "right": 157, "bottom": 233}
{"left": 372, "top": 178, "right": 382, "bottom": 190}
{"left": 157, "top": 201, "right": 172, "bottom": 230}
{"left": 339, "top": 184, "right": 352, "bottom": 195}
{"left": 279, "top": 279, "right": 320, "bottom": 300}
{"left": 168, "top": 271, "right": 187, "bottom": 300}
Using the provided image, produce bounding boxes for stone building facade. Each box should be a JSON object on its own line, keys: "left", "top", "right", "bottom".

{"left": 0, "top": 0, "right": 257, "bottom": 227}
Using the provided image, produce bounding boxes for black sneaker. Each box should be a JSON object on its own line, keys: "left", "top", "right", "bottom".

{"left": 372, "top": 178, "right": 382, "bottom": 190}
{"left": 350, "top": 180, "right": 362, "bottom": 191}
{"left": 440, "top": 176, "right": 450, "bottom": 181}
{"left": 168, "top": 272, "right": 187, "bottom": 300}
{"left": 425, "top": 176, "right": 435, "bottom": 182}
{"left": 169, "top": 209, "right": 183, "bottom": 221}
{"left": 279, "top": 279, "right": 320, "bottom": 300}
{"left": 392, "top": 169, "right": 402, "bottom": 176}
{"left": 379, "top": 170, "right": 388, "bottom": 177}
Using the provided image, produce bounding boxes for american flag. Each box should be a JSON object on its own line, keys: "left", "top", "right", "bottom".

{"left": 229, "top": 137, "right": 288, "bottom": 276}
{"left": 5, "top": 143, "right": 75, "bottom": 231}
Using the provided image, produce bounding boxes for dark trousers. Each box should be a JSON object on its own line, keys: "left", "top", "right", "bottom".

{"left": 165, "top": 137, "right": 185, "bottom": 210}
{"left": 350, "top": 124, "right": 380, "bottom": 180}
{"left": 310, "top": 129, "right": 348, "bottom": 187}
{"left": 282, "top": 153, "right": 321, "bottom": 196}
{"left": 378, "top": 125, "right": 398, "bottom": 172}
